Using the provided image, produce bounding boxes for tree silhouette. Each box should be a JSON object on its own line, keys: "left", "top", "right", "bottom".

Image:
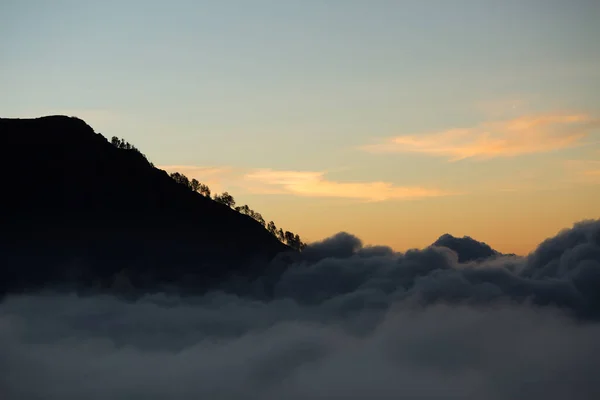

{"left": 166, "top": 170, "right": 308, "bottom": 250}
{"left": 252, "top": 212, "right": 265, "bottom": 227}
{"left": 190, "top": 178, "right": 201, "bottom": 193}
{"left": 109, "top": 135, "right": 152, "bottom": 165}
{"left": 294, "top": 234, "right": 304, "bottom": 250}
{"left": 109, "top": 136, "right": 308, "bottom": 250}
{"left": 214, "top": 192, "right": 235, "bottom": 208}
{"left": 169, "top": 172, "right": 191, "bottom": 189}
{"left": 284, "top": 231, "right": 295, "bottom": 246}
{"left": 198, "top": 184, "right": 211, "bottom": 197}
{"left": 267, "top": 221, "right": 277, "bottom": 236}
{"left": 236, "top": 204, "right": 251, "bottom": 215}
{"left": 286, "top": 232, "right": 306, "bottom": 251}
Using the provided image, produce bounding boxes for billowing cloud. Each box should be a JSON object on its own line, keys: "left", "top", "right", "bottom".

{"left": 243, "top": 169, "right": 451, "bottom": 201}
{"left": 361, "top": 114, "right": 598, "bottom": 161}
{"left": 2, "top": 220, "right": 600, "bottom": 399}
{"left": 2, "top": 297, "right": 599, "bottom": 400}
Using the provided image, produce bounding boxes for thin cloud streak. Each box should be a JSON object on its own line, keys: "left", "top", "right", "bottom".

{"left": 361, "top": 113, "right": 599, "bottom": 161}
{"left": 157, "top": 166, "right": 454, "bottom": 201}
{"left": 243, "top": 169, "right": 452, "bottom": 201}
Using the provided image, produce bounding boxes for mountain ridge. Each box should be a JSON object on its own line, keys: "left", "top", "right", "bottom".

{"left": 0, "top": 115, "right": 292, "bottom": 294}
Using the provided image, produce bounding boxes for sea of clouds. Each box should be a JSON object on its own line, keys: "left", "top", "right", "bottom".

{"left": 2, "top": 219, "right": 600, "bottom": 399}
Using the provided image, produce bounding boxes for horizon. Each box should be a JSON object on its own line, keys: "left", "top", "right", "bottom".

{"left": 2, "top": 1, "right": 599, "bottom": 255}
{"left": 7, "top": 112, "right": 595, "bottom": 257}
{"left": 2, "top": 3, "right": 600, "bottom": 398}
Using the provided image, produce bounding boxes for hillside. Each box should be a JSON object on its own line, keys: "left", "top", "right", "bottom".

{"left": 0, "top": 115, "right": 292, "bottom": 294}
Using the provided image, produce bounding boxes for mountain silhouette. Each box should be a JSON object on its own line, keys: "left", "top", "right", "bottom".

{"left": 432, "top": 233, "right": 503, "bottom": 262}
{"left": 0, "top": 115, "right": 291, "bottom": 295}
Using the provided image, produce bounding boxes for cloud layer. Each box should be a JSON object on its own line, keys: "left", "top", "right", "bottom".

{"left": 2, "top": 219, "right": 600, "bottom": 399}
{"left": 362, "top": 114, "right": 598, "bottom": 161}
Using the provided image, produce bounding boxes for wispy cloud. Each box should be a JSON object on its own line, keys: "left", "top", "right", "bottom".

{"left": 157, "top": 166, "right": 453, "bottom": 201}
{"left": 361, "top": 114, "right": 599, "bottom": 161}
{"left": 243, "top": 169, "right": 452, "bottom": 201}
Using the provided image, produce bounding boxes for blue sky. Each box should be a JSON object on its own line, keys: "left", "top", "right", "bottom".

{"left": 2, "top": 0, "right": 599, "bottom": 253}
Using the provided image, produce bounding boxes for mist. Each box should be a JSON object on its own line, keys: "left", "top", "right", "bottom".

{"left": 2, "top": 219, "right": 600, "bottom": 399}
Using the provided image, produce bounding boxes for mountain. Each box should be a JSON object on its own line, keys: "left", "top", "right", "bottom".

{"left": 432, "top": 233, "right": 503, "bottom": 262}
{"left": 0, "top": 115, "right": 291, "bottom": 295}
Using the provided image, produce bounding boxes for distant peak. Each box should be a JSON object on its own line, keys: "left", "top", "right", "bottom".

{"left": 436, "top": 233, "right": 459, "bottom": 241}
{"left": 433, "top": 233, "right": 500, "bottom": 262}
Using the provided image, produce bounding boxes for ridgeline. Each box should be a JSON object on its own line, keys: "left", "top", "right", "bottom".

{"left": 0, "top": 115, "right": 301, "bottom": 295}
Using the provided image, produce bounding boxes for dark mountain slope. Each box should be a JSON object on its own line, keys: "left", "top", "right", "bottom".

{"left": 432, "top": 233, "right": 502, "bottom": 262}
{"left": 0, "top": 115, "right": 290, "bottom": 294}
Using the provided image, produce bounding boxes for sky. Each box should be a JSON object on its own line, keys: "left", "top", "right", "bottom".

{"left": 2, "top": 0, "right": 599, "bottom": 255}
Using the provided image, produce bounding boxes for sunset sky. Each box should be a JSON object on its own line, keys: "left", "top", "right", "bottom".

{"left": 2, "top": 0, "right": 599, "bottom": 254}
